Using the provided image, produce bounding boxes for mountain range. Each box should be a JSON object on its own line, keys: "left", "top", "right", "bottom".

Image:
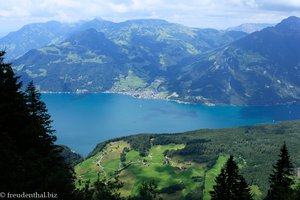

{"left": 0, "top": 21, "right": 72, "bottom": 60}
{"left": 4, "top": 16, "right": 300, "bottom": 105}
{"left": 227, "top": 23, "right": 274, "bottom": 33}
{"left": 169, "top": 16, "right": 300, "bottom": 105}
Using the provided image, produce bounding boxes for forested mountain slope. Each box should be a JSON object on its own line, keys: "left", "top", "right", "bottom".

{"left": 76, "top": 120, "right": 300, "bottom": 200}
{"left": 8, "top": 16, "right": 300, "bottom": 105}
{"left": 10, "top": 19, "right": 246, "bottom": 101}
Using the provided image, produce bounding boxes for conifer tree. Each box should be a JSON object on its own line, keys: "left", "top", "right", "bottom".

{"left": 237, "top": 176, "right": 253, "bottom": 200}
{"left": 91, "top": 177, "right": 123, "bottom": 200}
{"left": 0, "top": 50, "right": 32, "bottom": 191}
{"left": 128, "top": 180, "right": 162, "bottom": 200}
{"left": 138, "top": 181, "right": 161, "bottom": 200}
{"left": 0, "top": 51, "right": 76, "bottom": 198}
{"left": 265, "top": 142, "right": 294, "bottom": 200}
{"left": 24, "top": 81, "right": 76, "bottom": 199}
{"left": 25, "top": 81, "right": 56, "bottom": 150}
{"left": 210, "top": 168, "right": 227, "bottom": 200}
{"left": 210, "top": 156, "right": 253, "bottom": 200}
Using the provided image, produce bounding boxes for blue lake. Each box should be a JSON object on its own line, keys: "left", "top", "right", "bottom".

{"left": 42, "top": 93, "right": 300, "bottom": 156}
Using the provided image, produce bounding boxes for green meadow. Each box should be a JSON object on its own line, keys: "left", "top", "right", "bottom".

{"left": 75, "top": 120, "right": 300, "bottom": 199}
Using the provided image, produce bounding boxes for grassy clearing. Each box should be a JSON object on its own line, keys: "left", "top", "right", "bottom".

{"left": 118, "top": 143, "right": 207, "bottom": 198}
{"left": 75, "top": 120, "right": 300, "bottom": 199}
{"left": 113, "top": 70, "right": 147, "bottom": 90}
{"left": 25, "top": 68, "right": 47, "bottom": 78}
{"left": 75, "top": 142, "right": 207, "bottom": 198}
{"left": 39, "top": 46, "right": 61, "bottom": 54}
{"left": 203, "top": 155, "right": 229, "bottom": 200}
{"left": 75, "top": 142, "right": 259, "bottom": 199}
{"left": 75, "top": 140, "right": 130, "bottom": 184}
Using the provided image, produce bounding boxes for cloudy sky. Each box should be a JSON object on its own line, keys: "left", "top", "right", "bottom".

{"left": 1, "top": 0, "right": 300, "bottom": 36}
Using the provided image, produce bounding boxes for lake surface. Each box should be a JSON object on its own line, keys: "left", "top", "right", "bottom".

{"left": 42, "top": 93, "right": 300, "bottom": 156}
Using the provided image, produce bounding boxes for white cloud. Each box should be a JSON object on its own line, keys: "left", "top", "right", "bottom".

{"left": 257, "top": 0, "right": 300, "bottom": 7}
{"left": 0, "top": 0, "right": 300, "bottom": 36}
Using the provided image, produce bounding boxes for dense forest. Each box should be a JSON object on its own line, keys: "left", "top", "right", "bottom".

{"left": 1, "top": 50, "right": 300, "bottom": 199}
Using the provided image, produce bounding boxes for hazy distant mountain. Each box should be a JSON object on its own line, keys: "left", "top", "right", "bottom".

{"left": 12, "top": 19, "right": 246, "bottom": 97}
{"left": 0, "top": 18, "right": 120, "bottom": 60}
{"left": 0, "top": 21, "right": 74, "bottom": 60}
{"left": 227, "top": 23, "right": 274, "bottom": 33}
{"left": 170, "top": 16, "right": 300, "bottom": 105}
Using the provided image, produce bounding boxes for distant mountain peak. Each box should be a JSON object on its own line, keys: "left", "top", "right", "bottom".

{"left": 69, "top": 28, "right": 105, "bottom": 42}
{"left": 88, "top": 17, "right": 114, "bottom": 24}
{"left": 276, "top": 16, "right": 300, "bottom": 31}
{"left": 282, "top": 16, "right": 300, "bottom": 22}
{"left": 44, "top": 20, "right": 62, "bottom": 25}
{"left": 227, "top": 23, "right": 274, "bottom": 33}
{"left": 93, "top": 17, "right": 106, "bottom": 21}
{"left": 122, "top": 18, "right": 169, "bottom": 26}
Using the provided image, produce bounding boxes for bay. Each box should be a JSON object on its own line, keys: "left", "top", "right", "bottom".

{"left": 42, "top": 93, "right": 300, "bottom": 156}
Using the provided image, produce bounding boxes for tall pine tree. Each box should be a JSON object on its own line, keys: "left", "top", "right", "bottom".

{"left": 265, "top": 142, "right": 294, "bottom": 200}
{"left": 210, "top": 156, "right": 253, "bottom": 200}
{"left": 210, "top": 168, "right": 227, "bottom": 200}
{"left": 0, "top": 50, "right": 34, "bottom": 191}
{"left": 24, "top": 81, "right": 76, "bottom": 199}
{"left": 0, "top": 51, "right": 76, "bottom": 198}
{"left": 25, "top": 81, "right": 56, "bottom": 147}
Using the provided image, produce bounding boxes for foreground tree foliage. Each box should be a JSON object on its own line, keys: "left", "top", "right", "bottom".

{"left": 265, "top": 142, "right": 295, "bottom": 200}
{"left": 0, "top": 51, "right": 75, "bottom": 199}
{"left": 210, "top": 156, "right": 253, "bottom": 200}
{"left": 128, "top": 180, "right": 162, "bottom": 200}
{"left": 296, "top": 185, "right": 300, "bottom": 199}
{"left": 0, "top": 51, "right": 29, "bottom": 192}
{"left": 77, "top": 177, "right": 124, "bottom": 200}
{"left": 24, "top": 81, "right": 76, "bottom": 198}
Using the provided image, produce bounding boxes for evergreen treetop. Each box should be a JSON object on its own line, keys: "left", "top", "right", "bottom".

{"left": 265, "top": 142, "right": 294, "bottom": 200}
{"left": 0, "top": 51, "right": 76, "bottom": 198}
{"left": 210, "top": 155, "right": 253, "bottom": 200}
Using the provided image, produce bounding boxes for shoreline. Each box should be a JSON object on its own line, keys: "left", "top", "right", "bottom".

{"left": 40, "top": 90, "right": 216, "bottom": 106}
{"left": 40, "top": 91, "right": 298, "bottom": 107}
